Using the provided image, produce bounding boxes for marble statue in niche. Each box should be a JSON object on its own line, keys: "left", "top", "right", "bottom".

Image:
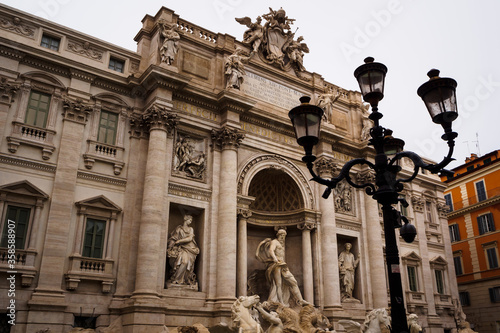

{"left": 255, "top": 229, "right": 309, "bottom": 307}
{"left": 173, "top": 133, "right": 206, "bottom": 180}
{"left": 159, "top": 22, "right": 180, "bottom": 65}
{"left": 166, "top": 214, "right": 199, "bottom": 287}
{"left": 338, "top": 242, "right": 360, "bottom": 301}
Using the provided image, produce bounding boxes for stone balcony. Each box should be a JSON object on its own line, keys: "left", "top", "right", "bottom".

{"left": 65, "top": 255, "right": 115, "bottom": 293}
{"left": 0, "top": 248, "right": 37, "bottom": 287}
{"left": 7, "top": 122, "right": 56, "bottom": 160}
{"left": 83, "top": 140, "right": 125, "bottom": 175}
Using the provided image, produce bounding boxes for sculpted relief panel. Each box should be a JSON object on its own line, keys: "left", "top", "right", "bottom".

{"left": 173, "top": 132, "right": 207, "bottom": 181}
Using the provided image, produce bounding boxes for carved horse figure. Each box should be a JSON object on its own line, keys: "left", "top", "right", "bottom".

{"left": 231, "top": 295, "right": 264, "bottom": 333}
{"left": 339, "top": 308, "right": 391, "bottom": 333}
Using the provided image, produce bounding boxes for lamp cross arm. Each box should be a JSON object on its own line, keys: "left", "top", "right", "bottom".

{"left": 307, "top": 158, "right": 376, "bottom": 198}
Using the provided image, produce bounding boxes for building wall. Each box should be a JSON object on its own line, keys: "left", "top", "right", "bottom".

{"left": 0, "top": 4, "right": 461, "bottom": 333}
{"left": 443, "top": 151, "right": 500, "bottom": 333}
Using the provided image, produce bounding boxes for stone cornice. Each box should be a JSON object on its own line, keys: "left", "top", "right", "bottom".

{"left": 216, "top": 90, "right": 256, "bottom": 115}
{"left": 0, "top": 153, "right": 56, "bottom": 173}
{"left": 139, "top": 65, "right": 191, "bottom": 92}
{"left": 168, "top": 182, "right": 212, "bottom": 202}
{"left": 240, "top": 114, "right": 295, "bottom": 138}
{"left": 447, "top": 195, "right": 500, "bottom": 218}
{"left": 0, "top": 44, "right": 25, "bottom": 61}
{"left": 211, "top": 126, "right": 245, "bottom": 151}
{"left": 77, "top": 171, "right": 127, "bottom": 187}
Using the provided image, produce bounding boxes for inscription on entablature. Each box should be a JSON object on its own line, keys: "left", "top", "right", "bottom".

{"left": 241, "top": 72, "right": 304, "bottom": 110}
{"left": 332, "top": 151, "right": 354, "bottom": 163}
{"left": 240, "top": 121, "right": 295, "bottom": 145}
{"left": 172, "top": 100, "right": 217, "bottom": 122}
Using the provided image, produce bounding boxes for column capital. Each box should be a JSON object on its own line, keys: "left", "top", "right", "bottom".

{"left": 237, "top": 208, "right": 252, "bottom": 219}
{"left": 211, "top": 126, "right": 245, "bottom": 151}
{"left": 356, "top": 169, "right": 376, "bottom": 184}
{"left": 143, "top": 105, "right": 178, "bottom": 133}
{"left": 298, "top": 222, "right": 316, "bottom": 231}
{"left": 0, "top": 78, "right": 19, "bottom": 105}
{"left": 62, "top": 97, "right": 93, "bottom": 124}
{"left": 315, "top": 156, "right": 337, "bottom": 178}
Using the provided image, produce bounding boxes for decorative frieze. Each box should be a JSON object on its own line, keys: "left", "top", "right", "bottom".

{"left": 0, "top": 16, "right": 35, "bottom": 37}
{"left": 356, "top": 169, "right": 376, "bottom": 184}
{"left": 67, "top": 40, "right": 103, "bottom": 61}
{"left": 211, "top": 126, "right": 245, "bottom": 150}
{"left": 168, "top": 182, "right": 211, "bottom": 201}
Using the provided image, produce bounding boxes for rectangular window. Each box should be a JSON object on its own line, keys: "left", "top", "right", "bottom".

{"left": 459, "top": 291, "right": 470, "bottom": 306}
{"left": 25, "top": 90, "right": 51, "bottom": 128}
{"left": 490, "top": 286, "right": 500, "bottom": 303}
{"left": 109, "top": 58, "right": 124, "bottom": 73}
{"left": 478, "top": 213, "right": 495, "bottom": 235}
{"left": 454, "top": 255, "right": 463, "bottom": 276}
{"left": 399, "top": 195, "right": 408, "bottom": 216}
{"left": 82, "top": 218, "right": 106, "bottom": 259}
{"left": 435, "top": 269, "right": 445, "bottom": 294}
{"left": 41, "top": 34, "right": 60, "bottom": 51}
{"left": 0, "top": 205, "right": 31, "bottom": 249}
{"left": 449, "top": 224, "right": 460, "bottom": 242}
{"left": 407, "top": 266, "right": 418, "bottom": 292}
{"left": 97, "top": 111, "right": 118, "bottom": 145}
{"left": 425, "top": 201, "right": 433, "bottom": 223}
{"left": 444, "top": 193, "right": 453, "bottom": 212}
{"left": 486, "top": 247, "right": 499, "bottom": 269}
{"left": 476, "top": 180, "right": 487, "bottom": 202}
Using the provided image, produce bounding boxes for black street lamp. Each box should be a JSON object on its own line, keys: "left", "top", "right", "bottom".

{"left": 288, "top": 57, "right": 458, "bottom": 333}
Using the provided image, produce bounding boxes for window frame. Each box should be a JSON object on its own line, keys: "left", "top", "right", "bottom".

{"left": 478, "top": 213, "right": 496, "bottom": 235}
{"left": 434, "top": 269, "right": 445, "bottom": 294}
{"left": 108, "top": 57, "right": 125, "bottom": 73}
{"left": 24, "top": 90, "right": 51, "bottom": 128}
{"left": 82, "top": 217, "right": 107, "bottom": 259}
{"left": 0, "top": 204, "right": 32, "bottom": 250}
{"left": 407, "top": 265, "right": 419, "bottom": 292}
{"left": 459, "top": 291, "right": 470, "bottom": 306}
{"left": 453, "top": 252, "right": 464, "bottom": 276}
{"left": 475, "top": 180, "right": 487, "bottom": 202}
{"left": 97, "top": 110, "right": 118, "bottom": 145}
{"left": 444, "top": 193, "right": 453, "bottom": 212}
{"left": 483, "top": 242, "right": 499, "bottom": 270}
{"left": 490, "top": 286, "right": 500, "bottom": 303}
{"left": 449, "top": 224, "right": 461, "bottom": 242}
{"left": 40, "top": 33, "right": 61, "bottom": 51}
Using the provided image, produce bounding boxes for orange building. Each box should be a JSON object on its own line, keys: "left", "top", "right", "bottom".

{"left": 442, "top": 151, "right": 500, "bottom": 333}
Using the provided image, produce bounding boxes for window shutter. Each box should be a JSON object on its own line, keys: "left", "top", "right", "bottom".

{"left": 478, "top": 216, "right": 485, "bottom": 235}
{"left": 490, "top": 288, "right": 495, "bottom": 302}
{"left": 488, "top": 213, "right": 495, "bottom": 231}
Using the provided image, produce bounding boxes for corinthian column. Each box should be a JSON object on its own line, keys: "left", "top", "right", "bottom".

{"left": 212, "top": 127, "right": 244, "bottom": 305}
{"left": 358, "top": 169, "right": 388, "bottom": 308}
{"left": 315, "top": 157, "right": 341, "bottom": 309}
{"left": 237, "top": 208, "right": 251, "bottom": 297}
{"left": 298, "top": 222, "right": 315, "bottom": 303}
{"left": 133, "top": 105, "right": 177, "bottom": 298}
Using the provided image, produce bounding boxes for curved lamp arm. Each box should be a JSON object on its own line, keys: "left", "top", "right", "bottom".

{"left": 389, "top": 138, "right": 455, "bottom": 185}
{"left": 307, "top": 158, "right": 377, "bottom": 198}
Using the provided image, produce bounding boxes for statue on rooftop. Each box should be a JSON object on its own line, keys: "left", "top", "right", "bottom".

{"left": 159, "top": 23, "right": 180, "bottom": 65}
{"left": 225, "top": 48, "right": 249, "bottom": 90}
{"left": 235, "top": 16, "right": 264, "bottom": 57}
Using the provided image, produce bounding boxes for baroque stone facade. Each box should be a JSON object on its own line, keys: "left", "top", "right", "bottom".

{"left": 0, "top": 4, "right": 460, "bottom": 333}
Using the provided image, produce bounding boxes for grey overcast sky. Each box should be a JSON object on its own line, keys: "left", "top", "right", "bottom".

{"left": 3, "top": 0, "right": 499, "bottom": 169}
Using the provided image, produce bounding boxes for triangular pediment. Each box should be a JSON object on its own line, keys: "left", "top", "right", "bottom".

{"left": 430, "top": 256, "right": 448, "bottom": 266}
{"left": 0, "top": 180, "right": 49, "bottom": 199}
{"left": 402, "top": 251, "right": 422, "bottom": 262}
{"left": 76, "top": 195, "right": 121, "bottom": 212}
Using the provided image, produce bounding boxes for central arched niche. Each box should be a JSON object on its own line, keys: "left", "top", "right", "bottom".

{"left": 245, "top": 167, "right": 306, "bottom": 303}
{"left": 248, "top": 168, "right": 304, "bottom": 212}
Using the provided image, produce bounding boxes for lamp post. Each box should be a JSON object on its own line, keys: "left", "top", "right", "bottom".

{"left": 288, "top": 57, "right": 458, "bottom": 333}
